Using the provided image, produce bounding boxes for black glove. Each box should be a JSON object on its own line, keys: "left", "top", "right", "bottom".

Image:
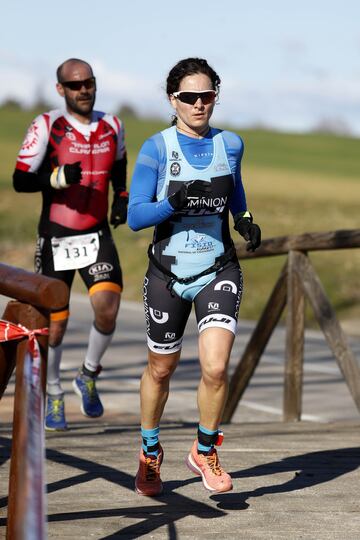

{"left": 234, "top": 212, "right": 261, "bottom": 252}
{"left": 168, "top": 180, "right": 212, "bottom": 210}
{"left": 50, "top": 161, "right": 82, "bottom": 189}
{"left": 63, "top": 161, "right": 82, "bottom": 185}
{"left": 110, "top": 190, "right": 128, "bottom": 228}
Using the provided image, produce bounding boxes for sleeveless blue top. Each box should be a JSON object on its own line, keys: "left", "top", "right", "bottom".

{"left": 128, "top": 126, "right": 247, "bottom": 299}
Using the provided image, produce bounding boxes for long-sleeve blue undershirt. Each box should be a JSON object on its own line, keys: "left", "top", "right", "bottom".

{"left": 128, "top": 128, "right": 247, "bottom": 231}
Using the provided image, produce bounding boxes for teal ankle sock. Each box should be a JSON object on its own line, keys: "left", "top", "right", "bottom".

{"left": 197, "top": 424, "right": 218, "bottom": 454}
{"left": 141, "top": 426, "right": 160, "bottom": 456}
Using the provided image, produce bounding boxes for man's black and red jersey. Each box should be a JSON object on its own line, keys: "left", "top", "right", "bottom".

{"left": 15, "top": 109, "right": 126, "bottom": 237}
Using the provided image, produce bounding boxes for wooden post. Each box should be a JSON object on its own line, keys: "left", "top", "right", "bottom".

{"left": 223, "top": 262, "right": 288, "bottom": 423}
{"left": 0, "top": 264, "right": 68, "bottom": 540}
{"left": 6, "top": 302, "right": 48, "bottom": 540}
{"left": 295, "top": 252, "right": 360, "bottom": 411}
{"left": 283, "top": 251, "right": 305, "bottom": 421}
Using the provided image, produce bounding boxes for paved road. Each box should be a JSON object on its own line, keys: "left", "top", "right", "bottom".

{"left": 1, "top": 420, "right": 360, "bottom": 539}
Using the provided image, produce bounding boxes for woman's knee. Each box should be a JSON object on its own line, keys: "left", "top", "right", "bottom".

{"left": 147, "top": 351, "right": 179, "bottom": 384}
{"left": 201, "top": 361, "right": 228, "bottom": 386}
{"left": 148, "top": 364, "right": 173, "bottom": 384}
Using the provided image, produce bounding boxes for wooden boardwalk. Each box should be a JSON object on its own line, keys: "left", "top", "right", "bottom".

{"left": 1, "top": 420, "right": 360, "bottom": 539}
{"left": 1, "top": 294, "right": 360, "bottom": 538}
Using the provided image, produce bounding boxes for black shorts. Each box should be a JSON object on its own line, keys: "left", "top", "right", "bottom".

{"left": 143, "top": 260, "right": 243, "bottom": 354}
{"left": 35, "top": 228, "right": 123, "bottom": 310}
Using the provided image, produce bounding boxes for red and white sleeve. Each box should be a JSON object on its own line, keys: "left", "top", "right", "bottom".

{"left": 15, "top": 113, "right": 51, "bottom": 173}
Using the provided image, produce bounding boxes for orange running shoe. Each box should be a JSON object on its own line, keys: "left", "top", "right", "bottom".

{"left": 135, "top": 445, "right": 164, "bottom": 496}
{"left": 186, "top": 440, "right": 233, "bottom": 493}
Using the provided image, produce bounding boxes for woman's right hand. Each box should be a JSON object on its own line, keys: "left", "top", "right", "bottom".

{"left": 168, "top": 180, "right": 212, "bottom": 210}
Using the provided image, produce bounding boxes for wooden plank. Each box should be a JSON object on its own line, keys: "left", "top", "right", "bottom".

{"left": 0, "top": 263, "right": 69, "bottom": 311}
{"left": 235, "top": 228, "right": 360, "bottom": 260}
{"left": 294, "top": 252, "right": 360, "bottom": 411}
{"left": 223, "top": 262, "right": 288, "bottom": 423}
{"left": 283, "top": 251, "right": 305, "bottom": 422}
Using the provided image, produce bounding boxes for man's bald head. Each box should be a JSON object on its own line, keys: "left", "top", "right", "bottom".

{"left": 56, "top": 59, "right": 93, "bottom": 83}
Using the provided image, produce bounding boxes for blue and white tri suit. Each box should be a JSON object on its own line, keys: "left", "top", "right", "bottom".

{"left": 129, "top": 126, "right": 247, "bottom": 353}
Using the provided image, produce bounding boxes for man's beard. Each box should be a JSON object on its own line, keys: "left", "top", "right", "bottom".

{"left": 66, "top": 93, "right": 96, "bottom": 116}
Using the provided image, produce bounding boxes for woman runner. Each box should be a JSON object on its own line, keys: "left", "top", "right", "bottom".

{"left": 128, "top": 57, "right": 261, "bottom": 496}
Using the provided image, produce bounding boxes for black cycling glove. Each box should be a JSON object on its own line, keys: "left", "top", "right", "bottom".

{"left": 50, "top": 161, "right": 82, "bottom": 189}
{"left": 110, "top": 190, "right": 129, "bottom": 228}
{"left": 168, "top": 180, "right": 212, "bottom": 211}
{"left": 234, "top": 211, "right": 261, "bottom": 252}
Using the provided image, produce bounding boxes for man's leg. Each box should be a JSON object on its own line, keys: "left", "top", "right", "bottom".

{"left": 45, "top": 313, "right": 69, "bottom": 431}
{"left": 86, "top": 288, "right": 120, "bottom": 368}
{"left": 35, "top": 237, "right": 73, "bottom": 430}
{"left": 73, "top": 228, "right": 123, "bottom": 416}
{"left": 47, "top": 315, "right": 69, "bottom": 394}
{"left": 73, "top": 287, "right": 120, "bottom": 417}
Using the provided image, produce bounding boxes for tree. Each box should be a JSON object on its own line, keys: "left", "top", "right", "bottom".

{"left": 116, "top": 103, "right": 138, "bottom": 118}
{"left": 0, "top": 98, "right": 23, "bottom": 110}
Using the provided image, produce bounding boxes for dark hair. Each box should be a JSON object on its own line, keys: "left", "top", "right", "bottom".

{"left": 166, "top": 58, "right": 220, "bottom": 125}
{"left": 166, "top": 57, "right": 221, "bottom": 95}
{"left": 56, "top": 58, "right": 93, "bottom": 83}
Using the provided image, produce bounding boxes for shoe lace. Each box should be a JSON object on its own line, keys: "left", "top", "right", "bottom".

{"left": 50, "top": 400, "right": 64, "bottom": 422}
{"left": 85, "top": 379, "right": 98, "bottom": 403}
{"left": 204, "top": 451, "right": 223, "bottom": 476}
{"left": 145, "top": 456, "right": 161, "bottom": 481}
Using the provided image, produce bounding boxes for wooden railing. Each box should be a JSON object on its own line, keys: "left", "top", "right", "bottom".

{"left": 223, "top": 229, "right": 360, "bottom": 423}
{"left": 0, "top": 263, "right": 68, "bottom": 540}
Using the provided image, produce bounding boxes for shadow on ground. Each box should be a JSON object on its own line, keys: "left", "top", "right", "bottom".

{"left": 1, "top": 428, "right": 360, "bottom": 538}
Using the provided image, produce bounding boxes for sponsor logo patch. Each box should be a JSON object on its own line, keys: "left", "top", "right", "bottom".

{"left": 214, "top": 280, "right": 237, "bottom": 294}
{"left": 170, "top": 162, "right": 181, "bottom": 176}
{"left": 150, "top": 308, "right": 169, "bottom": 324}
{"left": 184, "top": 233, "right": 213, "bottom": 251}
{"left": 198, "top": 316, "right": 232, "bottom": 330}
{"left": 89, "top": 262, "right": 114, "bottom": 276}
{"left": 65, "top": 131, "right": 76, "bottom": 141}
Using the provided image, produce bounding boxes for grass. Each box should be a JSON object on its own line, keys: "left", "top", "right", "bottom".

{"left": 0, "top": 105, "right": 359, "bottom": 325}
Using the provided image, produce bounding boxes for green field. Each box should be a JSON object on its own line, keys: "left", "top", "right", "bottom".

{"left": 1, "top": 105, "right": 359, "bottom": 323}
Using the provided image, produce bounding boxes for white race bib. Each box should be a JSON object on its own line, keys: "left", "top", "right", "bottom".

{"left": 51, "top": 233, "right": 100, "bottom": 271}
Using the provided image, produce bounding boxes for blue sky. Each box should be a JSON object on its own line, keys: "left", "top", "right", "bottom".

{"left": 2, "top": 0, "right": 360, "bottom": 134}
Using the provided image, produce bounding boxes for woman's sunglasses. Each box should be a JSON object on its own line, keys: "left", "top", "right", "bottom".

{"left": 61, "top": 77, "right": 96, "bottom": 91}
{"left": 172, "top": 90, "right": 216, "bottom": 105}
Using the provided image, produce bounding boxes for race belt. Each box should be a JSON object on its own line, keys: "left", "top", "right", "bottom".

{"left": 147, "top": 244, "right": 236, "bottom": 293}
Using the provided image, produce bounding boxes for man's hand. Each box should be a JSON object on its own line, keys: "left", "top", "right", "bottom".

{"left": 234, "top": 211, "right": 261, "bottom": 252}
{"left": 110, "top": 191, "right": 129, "bottom": 228}
{"left": 168, "top": 180, "right": 212, "bottom": 211}
{"left": 50, "top": 161, "right": 82, "bottom": 189}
